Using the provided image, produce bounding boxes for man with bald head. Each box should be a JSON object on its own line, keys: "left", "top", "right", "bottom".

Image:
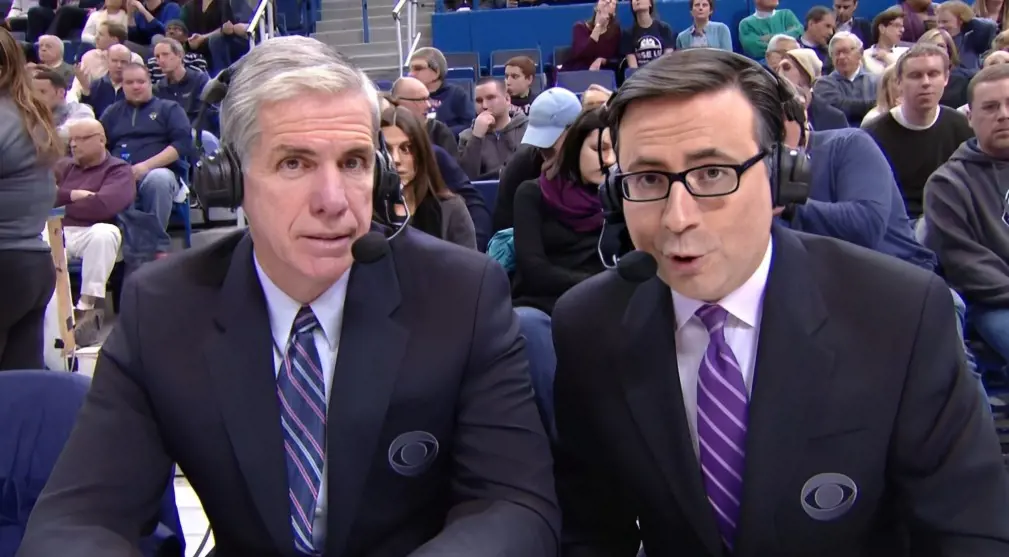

{"left": 78, "top": 44, "right": 134, "bottom": 118}
{"left": 392, "top": 75, "right": 458, "bottom": 154}
{"left": 54, "top": 119, "right": 136, "bottom": 345}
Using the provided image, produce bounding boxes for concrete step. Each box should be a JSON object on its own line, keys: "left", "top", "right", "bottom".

{"left": 319, "top": 5, "right": 363, "bottom": 19}
{"left": 333, "top": 40, "right": 401, "bottom": 57}
{"left": 314, "top": 21, "right": 430, "bottom": 40}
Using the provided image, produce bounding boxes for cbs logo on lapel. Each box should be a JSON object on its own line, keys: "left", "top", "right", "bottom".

{"left": 800, "top": 473, "right": 858, "bottom": 521}
{"left": 388, "top": 431, "right": 439, "bottom": 477}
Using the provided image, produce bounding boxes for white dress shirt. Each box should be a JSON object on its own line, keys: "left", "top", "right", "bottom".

{"left": 671, "top": 238, "right": 772, "bottom": 459}
{"left": 254, "top": 255, "right": 350, "bottom": 549}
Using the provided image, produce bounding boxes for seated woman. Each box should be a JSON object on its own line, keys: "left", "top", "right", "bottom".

{"left": 80, "top": 0, "right": 129, "bottom": 43}
{"left": 919, "top": 28, "right": 974, "bottom": 107}
{"left": 380, "top": 106, "right": 477, "bottom": 250}
{"left": 861, "top": 64, "right": 900, "bottom": 126}
{"left": 511, "top": 108, "right": 614, "bottom": 435}
{"left": 564, "top": 0, "right": 620, "bottom": 72}
{"left": 675, "top": 0, "right": 732, "bottom": 51}
{"left": 863, "top": 7, "right": 909, "bottom": 75}
{"left": 937, "top": 0, "right": 997, "bottom": 70}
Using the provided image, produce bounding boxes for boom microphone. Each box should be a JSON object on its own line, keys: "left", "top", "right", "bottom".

{"left": 617, "top": 250, "right": 657, "bottom": 283}
{"left": 351, "top": 232, "right": 391, "bottom": 263}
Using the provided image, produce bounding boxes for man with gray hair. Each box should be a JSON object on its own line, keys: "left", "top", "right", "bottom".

{"left": 18, "top": 36, "right": 559, "bottom": 557}
{"left": 408, "top": 46, "right": 475, "bottom": 136}
{"left": 812, "top": 30, "right": 879, "bottom": 125}
{"left": 152, "top": 36, "right": 211, "bottom": 124}
{"left": 764, "top": 33, "right": 799, "bottom": 70}
{"left": 552, "top": 47, "right": 1009, "bottom": 556}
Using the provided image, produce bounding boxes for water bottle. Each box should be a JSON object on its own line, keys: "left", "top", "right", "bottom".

{"left": 119, "top": 144, "right": 130, "bottom": 163}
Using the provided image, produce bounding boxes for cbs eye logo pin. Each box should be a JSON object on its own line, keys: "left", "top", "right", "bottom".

{"left": 800, "top": 473, "right": 858, "bottom": 521}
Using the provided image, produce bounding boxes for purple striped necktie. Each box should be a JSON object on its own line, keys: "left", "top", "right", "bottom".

{"left": 695, "top": 304, "right": 749, "bottom": 552}
{"left": 278, "top": 306, "right": 327, "bottom": 556}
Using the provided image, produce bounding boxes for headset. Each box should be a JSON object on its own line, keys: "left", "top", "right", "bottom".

{"left": 191, "top": 64, "right": 408, "bottom": 233}
{"left": 595, "top": 52, "right": 812, "bottom": 268}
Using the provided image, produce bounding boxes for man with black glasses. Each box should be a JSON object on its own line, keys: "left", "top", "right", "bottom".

{"left": 552, "top": 48, "right": 1009, "bottom": 557}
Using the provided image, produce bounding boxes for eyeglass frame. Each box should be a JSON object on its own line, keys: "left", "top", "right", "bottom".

{"left": 615, "top": 149, "right": 770, "bottom": 202}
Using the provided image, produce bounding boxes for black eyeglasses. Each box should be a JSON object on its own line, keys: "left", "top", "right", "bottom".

{"left": 617, "top": 149, "right": 769, "bottom": 202}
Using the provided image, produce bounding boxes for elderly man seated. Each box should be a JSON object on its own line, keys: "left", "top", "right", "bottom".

{"left": 813, "top": 30, "right": 880, "bottom": 126}
{"left": 54, "top": 119, "right": 136, "bottom": 345}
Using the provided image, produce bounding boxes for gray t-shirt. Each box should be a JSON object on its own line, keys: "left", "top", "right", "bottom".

{"left": 0, "top": 95, "right": 57, "bottom": 252}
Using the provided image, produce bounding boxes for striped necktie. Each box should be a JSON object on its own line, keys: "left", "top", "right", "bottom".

{"left": 695, "top": 304, "right": 749, "bottom": 552}
{"left": 277, "top": 306, "right": 327, "bottom": 555}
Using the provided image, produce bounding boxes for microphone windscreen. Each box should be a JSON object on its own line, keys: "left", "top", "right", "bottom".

{"left": 351, "top": 231, "right": 391, "bottom": 263}
{"left": 617, "top": 250, "right": 657, "bottom": 283}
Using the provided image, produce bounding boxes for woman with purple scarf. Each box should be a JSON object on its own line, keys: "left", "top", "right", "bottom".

{"left": 511, "top": 108, "right": 615, "bottom": 437}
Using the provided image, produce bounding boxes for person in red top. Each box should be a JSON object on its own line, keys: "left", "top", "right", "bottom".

{"left": 565, "top": 0, "right": 621, "bottom": 71}
{"left": 54, "top": 118, "right": 135, "bottom": 344}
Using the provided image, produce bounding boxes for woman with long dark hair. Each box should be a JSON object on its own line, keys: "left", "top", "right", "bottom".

{"left": 565, "top": 0, "right": 621, "bottom": 71}
{"left": 0, "top": 27, "right": 62, "bottom": 370}
{"left": 380, "top": 106, "right": 477, "bottom": 249}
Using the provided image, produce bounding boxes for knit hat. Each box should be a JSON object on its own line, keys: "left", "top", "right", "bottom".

{"left": 165, "top": 19, "right": 189, "bottom": 34}
{"left": 785, "top": 48, "right": 823, "bottom": 84}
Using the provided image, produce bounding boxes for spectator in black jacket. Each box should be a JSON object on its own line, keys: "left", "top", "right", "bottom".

{"left": 493, "top": 87, "right": 582, "bottom": 232}
{"left": 833, "top": 0, "right": 873, "bottom": 45}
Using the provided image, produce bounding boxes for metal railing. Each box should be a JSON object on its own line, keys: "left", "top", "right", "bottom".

{"left": 247, "top": 0, "right": 277, "bottom": 50}
{"left": 393, "top": 0, "right": 421, "bottom": 76}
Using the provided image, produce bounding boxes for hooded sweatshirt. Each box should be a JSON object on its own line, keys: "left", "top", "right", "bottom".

{"left": 924, "top": 138, "right": 1009, "bottom": 307}
{"left": 457, "top": 112, "right": 528, "bottom": 181}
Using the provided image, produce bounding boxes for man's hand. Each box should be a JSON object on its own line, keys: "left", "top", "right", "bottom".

{"left": 70, "top": 190, "right": 96, "bottom": 202}
{"left": 589, "top": 57, "right": 606, "bottom": 71}
{"left": 74, "top": 62, "right": 89, "bottom": 84}
{"left": 188, "top": 34, "right": 206, "bottom": 49}
{"left": 234, "top": 23, "right": 248, "bottom": 35}
{"left": 772, "top": 206, "right": 786, "bottom": 216}
{"left": 222, "top": 21, "right": 234, "bottom": 34}
{"left": 872, "top": 49, "right": 888, "bottom": 62}
{"left": 128, "top": 0, "right": 144, "bottom": 11}
{"left": 471, "top": 111, "right": 496, "bottom": 139}
{"left": 131, "top": 163, "right": 150, "bottom": 182}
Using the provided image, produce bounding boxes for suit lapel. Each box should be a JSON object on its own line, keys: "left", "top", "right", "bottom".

{"left": 617, "top": 277, "right": 725, "bottom": 557}
{"left": 734, "top": 227, "right": 834, "bottom": 557}
{"left": 205, "top": 233, "right": 294, "bottom": 554}
{"left": 324, "top": 250, "right": 409, "bottom": 557}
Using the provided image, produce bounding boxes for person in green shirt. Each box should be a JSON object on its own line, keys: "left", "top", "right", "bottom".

{"left": 738, "top": 0, "right": 804, "bottom": 59}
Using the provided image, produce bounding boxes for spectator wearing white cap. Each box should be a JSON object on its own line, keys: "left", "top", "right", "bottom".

{"left": 776, "top": 48, "right": 849, "bottom": 130}
{"left": 493, "top": 87, "right": 583, "bottom": 232}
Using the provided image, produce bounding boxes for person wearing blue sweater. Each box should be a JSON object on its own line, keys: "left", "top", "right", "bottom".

{"left": 100, "top": 63, "right": 194, "bottom": 255}
{"left": 675, "top": 0, "right": 733, "bottom": 51}
{"left": 129, "top": 0, "right": 183, "bottom": 46}
{"left": 408, "top": 46, "right": 475, "bottom": 137}
{"left": 432, "top": 144, "right": 492, "bottom": 252}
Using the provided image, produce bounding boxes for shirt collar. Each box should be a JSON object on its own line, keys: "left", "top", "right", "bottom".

{"left": 671, "top": 237, "right": 773, "bottom": 332}
{"left": 253, "top": 253, "right": 350, "bottom": 353}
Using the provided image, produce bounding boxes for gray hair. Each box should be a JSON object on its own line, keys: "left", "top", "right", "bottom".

{"left": 409, "top": 46, "right": 447, "bottom": 81}
{"left": 220, "top": 36, "right": 380, "bottom": 167}
{"left": 607, "top": 49, "right": 785, "bottom": 156}
{"left": 38, "top": 35, "right": 64, "bottom": 55}
{"left": 153, "top": 37, "right": 185, "bottom": 57}
{"left": 766, "top": 34, "right": 799, "bottom": 54}
{"left": 828, "top": 31, "right": 864, "bottom": 57}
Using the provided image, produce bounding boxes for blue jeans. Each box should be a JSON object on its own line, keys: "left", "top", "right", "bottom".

{"left": 136, "top": 169, "right": 181, "bottom": 253}
{"left": 515, "top": 306, "right": 557, "bottom": 439}
{"left": 207, "top": 32, "right": 250, "bottom": 77}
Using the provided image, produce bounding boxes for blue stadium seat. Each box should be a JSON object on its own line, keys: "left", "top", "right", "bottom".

{"left": 446, "top": 77, "right": 474, "bottom": 102}
{"left": 444, "top": 51, "right": 481, "bottom": 80}
{"left": 374, "top": 79, "right": 394, "bottom": 92}
{"left": 170, "top": 199, "right": 192, "bottom": 248}
{"left": 556, "top": 69, "right": 616, "bottom": 94}
{"left": 472, "top": 180, "right": 498, "bottom": 214}
{"left": 0, "top": 370, "right": 184, "bottom": 557}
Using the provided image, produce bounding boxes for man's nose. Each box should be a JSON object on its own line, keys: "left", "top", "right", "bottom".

{"left": 661, "top": 181, "right": 701, "bottom": 234}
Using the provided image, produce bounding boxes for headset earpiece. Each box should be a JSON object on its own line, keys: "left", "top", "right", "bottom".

{"left": 373, "top": 132, "right": 404, "bottom": 226}
{"left": 193, "top": 144, "right": 243, "bottom": 210}
{"left": 775, "top": 143, "right": 812, "bottom": 206}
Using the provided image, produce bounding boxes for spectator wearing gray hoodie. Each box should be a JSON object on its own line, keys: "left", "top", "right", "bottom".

{"left": 925, "top": 64, "right": 1009, "bottom": 362}
{"left": 457, "top": 77, "right": 529, "bottom": 181}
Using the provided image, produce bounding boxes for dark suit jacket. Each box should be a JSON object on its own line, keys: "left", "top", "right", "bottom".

{"left": 18, "top": 228, "right": 559, "bottom": 557}
{"left": 553, "top": 226, "right": 1009, "bottom": 557}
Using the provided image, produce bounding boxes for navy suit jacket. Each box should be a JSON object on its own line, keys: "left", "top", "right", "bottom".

{"left": 17, "top": 228, "right": 559, "bottom": 557}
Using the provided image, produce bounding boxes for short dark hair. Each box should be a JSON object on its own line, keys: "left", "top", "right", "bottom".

{"left": 896, "top": 42, "right": 951, "bottom": 78}
{"left": 871, "top": 6, "right": 904, "bottom": 45}
{"left": 968, "top": 63, "right": 1009, "bottom": 107}
{"left": 33, "top": 67, "right": 66, "bottom": 90}
{"left": 607, "top": 49, "right": 786, "bottom": 155}
{"left": 475, "top": 76, "right": 505, "bottom": 94}
{"left": 557, "top": 107, "right": 609, "bottom": 185}
{"left": 690, "top": 0, "right": 715, "bottom": 11}
{"left": 805, "top": 5, "right": 832, "bottom": 25}
{"left": 101, "top": 21, "right": 128, "bottom": 43}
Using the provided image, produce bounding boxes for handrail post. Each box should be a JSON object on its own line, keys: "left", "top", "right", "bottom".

{"left": 362, "top": 0, "right": 370, "bottom": 43}
{"left": 395, "top": 13, "right": 403, "bottom": 76}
